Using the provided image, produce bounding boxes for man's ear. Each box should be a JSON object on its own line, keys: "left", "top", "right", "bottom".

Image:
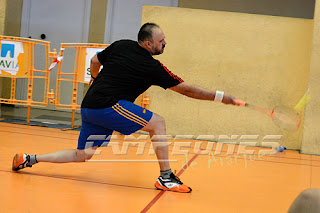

{"left": 146, "top": 40, "right": 152, "bottom": 48}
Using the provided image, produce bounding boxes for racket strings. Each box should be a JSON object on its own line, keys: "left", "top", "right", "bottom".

{"left": 272, "top": 107, "right": 301, "bottom": 131}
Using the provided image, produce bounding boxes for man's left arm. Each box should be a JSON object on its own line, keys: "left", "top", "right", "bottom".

{"left": 169, "top": 82, "right": 237, "bottom": 105}
{"left": 90, "top": 54, "right": 102, "bottom": 79}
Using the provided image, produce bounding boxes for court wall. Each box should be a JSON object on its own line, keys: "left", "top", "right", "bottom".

{"left": 179, "top": 0, "right": 315, "bottom": 19}
{"left": 301, "top": 0, "right": 320, "bottom": 155}
{"left": 142, "top": 6, "right": 313, "bottom": 149}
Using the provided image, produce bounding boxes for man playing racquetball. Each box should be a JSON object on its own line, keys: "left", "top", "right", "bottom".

{"left": 12, "top": 23, "right": 237, "bottom": 193}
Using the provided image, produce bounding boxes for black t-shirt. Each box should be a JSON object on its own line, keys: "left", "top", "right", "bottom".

{"left": 81, "top": 40, "right": 183, "bottom": 109}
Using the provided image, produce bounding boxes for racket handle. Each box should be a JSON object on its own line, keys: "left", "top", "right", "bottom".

{"left": 235, "top": 99, "right": 246, "bottom": 106}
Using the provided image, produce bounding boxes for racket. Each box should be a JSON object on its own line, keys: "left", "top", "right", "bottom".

{"left": 235, "top": 99, "right": 301, "bottom": 131}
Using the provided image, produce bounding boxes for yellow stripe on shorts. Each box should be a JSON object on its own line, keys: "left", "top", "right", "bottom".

{"left": 112, "top": 104, "right": 148, "bottom": 126}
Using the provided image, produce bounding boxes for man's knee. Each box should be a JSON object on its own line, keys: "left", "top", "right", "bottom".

{"left": 142, "top": 113, "right": 166, "bottom": 133}
{"left": 76, "top": 148, "right": 96, "bottom": 162}
{"left": 154, "top": 115, "right": 166, "bottom": 129}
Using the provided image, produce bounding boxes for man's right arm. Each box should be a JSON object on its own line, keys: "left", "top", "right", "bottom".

{"left": 169, "top": 82, "right": 237, "bottom": 105}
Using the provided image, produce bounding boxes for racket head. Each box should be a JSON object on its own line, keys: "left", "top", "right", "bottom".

{"left": 271, "top": 106, "right": 301, "bottom": 131}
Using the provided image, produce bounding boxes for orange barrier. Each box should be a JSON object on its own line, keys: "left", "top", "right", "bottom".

{"left": 51, "top": 43, "right": 109, "bottom": 128}
{"left": 140, "top": 92, "right": 150, "bottom": 109}
{"left": 0, "top": 36, "right": 55, "bottom": 123}
{"left": 0, "top": 40, "right": 151, "bottom": 128}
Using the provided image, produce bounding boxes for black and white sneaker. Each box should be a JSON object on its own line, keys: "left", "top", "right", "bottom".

{"left": 155, "top": 173, "right": 192, "bottom": 193}
{"left": 12, "top": 153, "right": 32, "bottom": 171}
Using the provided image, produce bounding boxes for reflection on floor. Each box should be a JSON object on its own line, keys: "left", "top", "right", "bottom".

{"left": 0, "top": 104, "right": 81, "bottom": 129}
{"left": 1, "top": 122, "right": 320, "bottom": 213}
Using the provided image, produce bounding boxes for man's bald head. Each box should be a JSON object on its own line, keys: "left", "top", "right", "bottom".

{"left": 138, "top": 23, "right": 160, "bottom": 43}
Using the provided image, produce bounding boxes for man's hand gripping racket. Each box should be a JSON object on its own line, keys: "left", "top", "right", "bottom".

{"left": 234, "top": 99, "right": 301, "bottom": 131}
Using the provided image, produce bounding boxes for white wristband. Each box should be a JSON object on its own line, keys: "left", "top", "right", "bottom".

{"left": 214, "top": 90, "right": 224, "bottom": 102}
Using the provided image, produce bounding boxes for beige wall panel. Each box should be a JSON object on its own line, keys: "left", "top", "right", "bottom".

{"left": 88, "top": 0, "right": 108, "bottom": 43}
{"left": 4, "top": 0, "right": 22, "bottom": 36}
{"left": 142, "top": 6, "right": 313, "bottom": 149}
{"left": 301, "top": 1, "right": 320, "bottom": 155}
{"left": 179, "top": 0, "right": 315, "bottom": 19}
{"left": 2, "top": 0, "right": 22, "bottom": 98}
{"left": 0, "top": 0, "right": 6, "bottom": 35}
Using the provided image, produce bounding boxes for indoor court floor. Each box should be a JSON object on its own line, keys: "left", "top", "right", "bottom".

{"left": 1, "top": 121, "right": 320, "bottom": 213}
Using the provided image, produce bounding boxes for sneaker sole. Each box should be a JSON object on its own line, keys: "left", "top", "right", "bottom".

{"left": 155, "top": 181, "right": 192, "bottom": 193}
{"left": 12, "top": 153, "right": 24, "bottom": 171}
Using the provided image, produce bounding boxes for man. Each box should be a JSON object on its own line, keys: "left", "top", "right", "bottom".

{"left": 12, "top": 23, "right": 237, "bottom": 193}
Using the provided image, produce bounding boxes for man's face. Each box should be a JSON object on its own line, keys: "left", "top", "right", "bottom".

{"left": 149, "top": 28, "right": 166, "bottom": 55}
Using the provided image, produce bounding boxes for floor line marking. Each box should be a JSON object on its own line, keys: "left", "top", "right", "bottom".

{"left": 140, "top": 153, "right": 199, "bottom": 213}
{"left": 0, "top": 169, "right": 155, "bottom": 190}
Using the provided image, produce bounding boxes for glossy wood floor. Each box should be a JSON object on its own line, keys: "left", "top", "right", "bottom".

{"left": 0, "top": 122, "right": 319, "bottom": 213}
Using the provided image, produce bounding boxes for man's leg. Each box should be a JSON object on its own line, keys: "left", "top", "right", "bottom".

{"left": 12, "top": 147, "right": 98, "bottom": 171}
{"left": 36, "top": 147, "right": 98, "bottom": 163}
{"left": 141, "top": 113, "right": 170, "bottom": 171}
{"left": 12, "top": 115, "right": 112, "bottom": 171}
{"left": 141, "top": 113, "right": 192, "bottom": 193}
